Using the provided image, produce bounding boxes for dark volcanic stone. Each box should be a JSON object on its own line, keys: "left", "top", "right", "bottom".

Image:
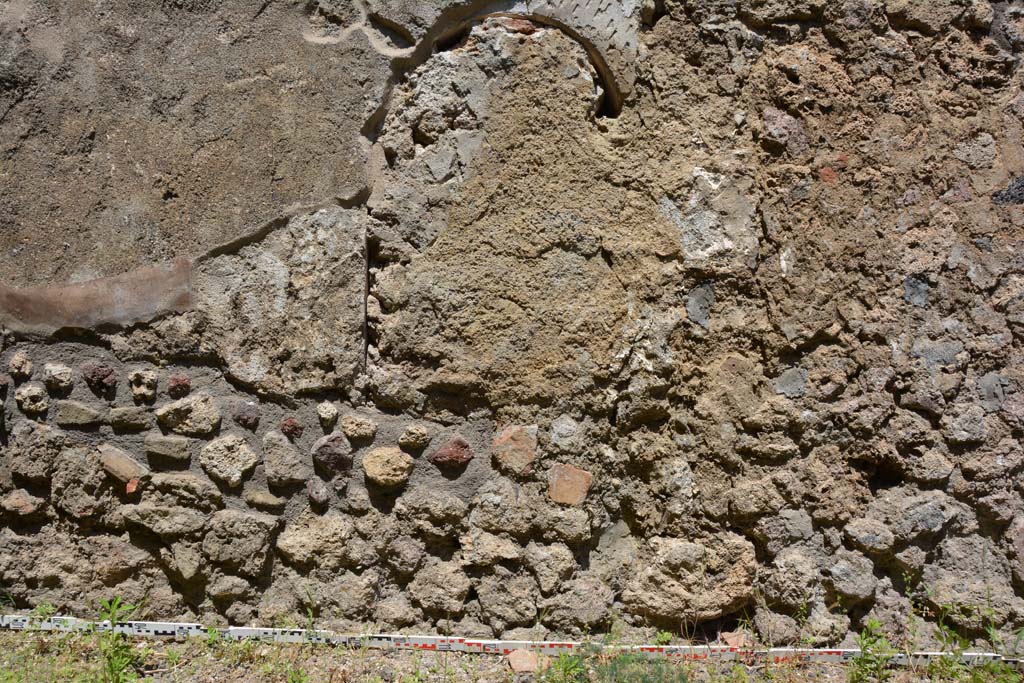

{"left": 231, "top": 401, "right": 260, "bottom": 431}
{"left": 993, "top": 175, "right": 1024, "bottom": 205}
{"left": 312, "top": 433, "right": 353, "bottom": 476}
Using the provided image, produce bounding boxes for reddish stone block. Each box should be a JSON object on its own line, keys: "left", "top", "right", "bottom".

{"left": 547, "top": 463, "right": 592, "bottom": 505}
{"left": 428, "top": 436, "right": 474, "bottom": 468}
{"left": 167, "top": 373, "right": 191, "bottom": 398}
{"left": 280, "top": 417, "right": 304, "bottom": 440}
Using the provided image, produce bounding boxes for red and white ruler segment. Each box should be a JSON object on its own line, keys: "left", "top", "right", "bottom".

{"left": 2, "top": 615, "right": 1021, "bottom": 670}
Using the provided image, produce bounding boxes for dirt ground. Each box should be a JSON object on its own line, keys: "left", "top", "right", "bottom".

{"left": 2, "top": 630, "right": 1022, "bottom": 683}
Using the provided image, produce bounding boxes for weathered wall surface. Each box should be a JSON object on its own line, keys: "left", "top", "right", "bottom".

{"left": 2, "top": 0, "right": 1024, "bottom": 647}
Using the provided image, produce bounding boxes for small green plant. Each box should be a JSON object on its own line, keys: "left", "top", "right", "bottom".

{"left": 29, "top": 601, "right": 57, "bottom": 624}
{"left": 0, "top": 588, "right": 16, "bottom": 610}
{"left": 286, "top": 665, "right": 310, "bottom": 683}
{"left": 204, "top": 626, "right": 221, "bottom": 647}
{"left": 401, "top": 670, "right": 428, "bottom": 683}
{"left": 544, "top": 653, "right": 588, "bottom": 683}
{"left": 849, "top": 618, "right": 895, "bottom": 683}
{"left": 302, "top": 584, "right": 318, "bottom": 639}
{"left": 96, "top": 597, "right": 139, "bottom": 683}
{"left": 222, "top": 637, "right": 257, "bottom": 666}
{"left": 654, "top": 631, "right": 674, "bottom": 646}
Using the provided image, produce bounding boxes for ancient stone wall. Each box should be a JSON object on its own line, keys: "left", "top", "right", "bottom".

{"left": 1, "top": 0, "right": 1024, "bottom": 646}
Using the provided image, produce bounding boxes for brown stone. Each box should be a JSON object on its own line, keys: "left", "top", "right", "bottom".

{"left": 428, "top": 436, "right": 474, "bottom": 468}
{"left": 262, "top": 430, "right": 312, "bottom": 486}
{"left": 14, "top": 383, "right": 48, "bottom": 416}
{"left": 128, "top": 369, "right": 158, "bottom": 403}
{"left": 244, "top": 489, "right": 287, "bottom": 512}
{"left": 155, "top": 393, "right": 221, "bottom": 436}
{"left": 399, "top": 424, "right": 432, "bottom": 451}
{"left": 363, "top": 447, "right": 414, "bottom": 489}
{"left": 341, "top": 414, "right": 378, "bottom": 442}
{"left": 200, "top": 434, "right": 259, "bottom": 488}
{"left": 547, "top": 463, "right": 592, "bottom": 506}
{"left": 98, "top": 443, "right": 149, "bottom": 484}
{"left": 1, "top": 489, "right": 45, "bottom": 517}
{"left": 507, "top": 649, "right": 539, "bottom": 673}
{"left": 8, "top": 351, "right": 33, "bottom": 380}
{"left": 721, "top": 630, "right": 752, "bottom": 649}
{"left": 54, "top": 400, "right": 103, "bottom": 427}
{"left": 41, "top": 363, "right": 73, "bottom": 393}
{"left": 492, "top": 425, "right": 538, "bottom": 477}
{"left": 144, "top": 434, "right": 192, "bottom": 462}
{"left": 109, "top": 406, "right": 151, "bottom": 432}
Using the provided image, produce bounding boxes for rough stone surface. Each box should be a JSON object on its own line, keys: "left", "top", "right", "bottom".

{"left": 492, "top": 426, "right": 539, "bottom": 477}
{"left": 109, "top": 406, "right": 151, "bottom": 432}
{"left": 156, "top": 394, "right": 221, "bottom": 437}
{"left": 123, "top": 504, "right": 206, "bottom": 541}
{"left": 277, "top": 512, "right": 354, "bottom": 570}
{"left": 244, "top": 489, "right": 286, "bottom": 513}
{"left": 1, "top": 2, "right": 1023, "bottom": 643}
{"left": 262, "top": 431, "right": 312, "bottom": 486}
{"left": 144, "top": 434, "right": 192, "bottom": 463}
{"left": 409, "top": 562, "right": 472, "bottom": 615}
{"left": 306, "top": 477, "right": 331, "bottom": 508}
{"left": 507, "top": 649, "right": 539, "bottom": 674}
{"left": 362, "top": 447, "right": 414, "bottom": 489}
{"left": 202, "top": 510, "right": 278, "bottom": 578}
{"left": 54, "top": 400, "right": 103, "bottom": 427}
{"left": 546, "top": 464, "right": 593, "bottom": 506}
{"left": 341, "top": 414, "right": 379, "bottom": 442}
{"left": 128, "top": 369, "right": 158, "bottom": 404}
{"left": 311, "top": 433, "right": 353, "bottom": 478}
{"left": 98, "top": 444, "right": 149, "bottom": 484}
{"left": 623, "top": 535, "right": 757, "bottom": 622}
{"left": 399, "top": 424, "right": 432, "bottom": 451}
{"left": 167, "top": 373, "right": 192, "bottom": 399}
{"left": 231, "top": 401, "right": 260, "bottom": 431}
{"left": 14, "top": 383, "right": 47, "bottom": 416}
{"left": 200, "top": 435, "right": 259, "bottom": 488}
{"left": 41, "top": 363, "right": 73, "bottom": 394}
{"left": 80, "top": 362, "right": 117, "bottom": 392}
{"left": 427, "top": 436, "right": 474, "bottom": 468}
{"left": 1, "top": 489, "right": 45, "bottom": 517}
{"left": 193, "top": 207, "right": 369, "bottom": 394}
{"left": 316, "top": 401, "right": 339, "bottom": 431}
{"left": 8, "top": 351, "right": 33, "bottom": 380}
{"left": 280, "top": 417, "right": 304, "bottom": 440}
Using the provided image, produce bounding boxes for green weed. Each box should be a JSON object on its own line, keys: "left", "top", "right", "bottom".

{"left": 544, "top": 653, "right": 588, "bottom": 683}
{"left": 655, "top": 631, "right": 675, "bottom": 646}
{"left": 96, "top": 597, "right": 139, "bottom": 683}
{"left": 848, "top": 618, "right": 895, "bottom": 683}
